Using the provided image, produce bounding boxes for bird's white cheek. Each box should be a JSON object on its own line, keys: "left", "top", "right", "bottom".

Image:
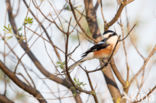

{"left": 107, "top": 36, "right": 118, "bottom": 45}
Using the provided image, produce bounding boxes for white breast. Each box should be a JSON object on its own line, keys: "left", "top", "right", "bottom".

{"left": 107, "top": 36, "right": 120, "bottom": 54}
{"left": 107, "top": 36, "right": 118, "bottom": 46}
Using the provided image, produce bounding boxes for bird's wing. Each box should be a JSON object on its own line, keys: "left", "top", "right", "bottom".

{"left": 82, "top": 42, "right": 110, "bottom": 57}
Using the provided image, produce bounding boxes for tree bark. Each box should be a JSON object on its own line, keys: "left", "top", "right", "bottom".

{"left": 0, "top": 94, "right": 14, "bottom": 103}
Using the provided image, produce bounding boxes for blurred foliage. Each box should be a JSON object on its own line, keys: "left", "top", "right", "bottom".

{"left": 3, "top": 24, "right": 13, "bottom": 34}
{"left": 64, "top": 4, "right": 71, "bottom": 11}
{"left": 56, "top": 61, "right": 65, "bottom": 69}
{"left": 24, "top": 17, "right": 33, "bottom": 25}
{"left": 4, "top": 35, "right": 13, "bottom": 40}
{"left": 73, "top": 77, "right": 86, "bottom": 88}
{"left": 16, "top": 34, "right": 26, "bottom": 41}
{"left": 18, "top": 27, "right": 22, "bottom": 32}
{"left": 2, "top": 24, "right": 23, "bottom": 41}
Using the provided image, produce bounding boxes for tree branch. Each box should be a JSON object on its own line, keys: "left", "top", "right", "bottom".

{"left": 0, "top": 94, "right": 14, "bottom": 103}
{"left": 6, "top": 0, "right": 72, "bottom": 90}
{"left": 23, "top": 0, "right": 61, "bottom": 61}
{"left": 69, "top": 0, "right": 95, "bottom": 42}
{"left": 105, "top": 0, "right": 134, "bottom": 30}
{"left": 0, "top": 60, "right": 47, "bottom": 103}
{"left": 133, "top": 86, "right": 156, "bottom": 103}
{"left": 129, "top": 45, "right": 156, "bottom": 85}
{"left": 110, "top": 59, "right": 126, "bottom": 87}
{"left": 84, "top": 0, "right": 101, "bottom": 41}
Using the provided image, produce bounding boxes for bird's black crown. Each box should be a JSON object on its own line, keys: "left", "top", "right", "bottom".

{"left": 103, "top": 30, "right": 117, "bottom": 35}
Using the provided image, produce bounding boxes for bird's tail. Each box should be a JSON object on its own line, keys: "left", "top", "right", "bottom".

{"left": 62, "top": 58, "right": 84, "bottom": 73}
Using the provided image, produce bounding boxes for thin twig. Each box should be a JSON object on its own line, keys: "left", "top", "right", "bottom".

{"left": 68, "top": 33, "right": 81, "bottom": 56}
{"left": 130, "top": 37, "right": 145, "bottom": 60}
{"left": 85, "top": 71, "right": 98, "bottom": 103}
{"left": 69, "top": 0, "right": 96, "bottom": 42}
{"left": 119, "top": 24, "right": 136, "bottom": 41}
{"left": 105, "top": 0, "right": 134, "bottom": 30}
{"left": 110, "top": 59, "right": 126, "bottom": 87}
{"left": 64, "top": 17, "right": 93, "bottom": 95}
{"left": 3, "top": 40, "right": 36, "bottom": 88}
{"left": 23, "top": 0, "right": 62, "bottom": 61}
{"left": 133, "top": 86, "right": 156, "bottom": 103}
{"left": 129, "top": 45, "right": 156, "bottom": 85}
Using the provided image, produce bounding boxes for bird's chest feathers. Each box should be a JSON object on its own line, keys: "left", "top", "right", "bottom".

{"left": 93, "top": 45, "right": 113, "bottom": 58}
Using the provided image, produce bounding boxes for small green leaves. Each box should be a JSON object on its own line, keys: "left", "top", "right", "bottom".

{"left": 2, "top": 24, "right": 14, "bottom": 40}
{"left": 74, "top": 78, "right": 86, "bottom": 88}
{"left": 56, "top": 61, "right": 65, "bottom": 69}
{"left": 18, "top": 27, "right": 22, "bottom": 31}
{"left": 64, "top": 4, "right": 71, "bottom": 11}
{"left": 16, "top": 34, "right": 26, "bottom": 41}
{"left": 24, "top": 17, "right": 33, "bottom": 25}
{"left": 3, "top": 24, "right": 13, "bottom": 34}
{"left": 5, "top": 35, "right": 13, "bottom": 40}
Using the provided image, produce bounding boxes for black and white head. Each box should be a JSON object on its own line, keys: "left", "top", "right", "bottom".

{"left": 102, "top": 30, "right": 118, "bottom": 45}
{"left": 103, "top": 30, "right": 117, "bottom": 38}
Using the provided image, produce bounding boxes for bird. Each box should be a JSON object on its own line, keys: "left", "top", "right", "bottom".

{"left": 62, "top": 30, "right": 119, "bottom": 73}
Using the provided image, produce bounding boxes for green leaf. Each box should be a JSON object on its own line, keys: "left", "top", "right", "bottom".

{"left": 6, "top": 36, "right": 13, "bottom": 40}
{"left": 24, "top": 17, "right": 33, "bottom": 25}
{"left": 15, "top": 34, "right": 26, "bottom": 41}
{"left": 3, "top": 24, "right": 13, "bottom": 34}
{"left": 74, "top": 78, "right": 86, "bottom": 88}
{"left": 18, "top": 27, "right": 22, "bottom": 31}
{"left": 56, "top": 61, "right": 65, "bottom": 69}
{"left": 64, "top": 4, "right": 71, "bottom": 11}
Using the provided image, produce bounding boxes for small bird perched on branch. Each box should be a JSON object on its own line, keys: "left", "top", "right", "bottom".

{"left": 62, "top": 30, "right": 119, "bottom": 73}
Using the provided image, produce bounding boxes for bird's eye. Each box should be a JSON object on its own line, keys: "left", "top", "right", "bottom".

{"left": 108, "top": 34, "right": 113, "bottom": 38}
{"left": 108, "top": 32, "right": 116, "bottom": 38}
{"left": 112, "top": 32, "right": 116, "bottom": 35}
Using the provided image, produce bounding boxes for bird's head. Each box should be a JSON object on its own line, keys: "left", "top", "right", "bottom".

{"left": 102, "top": 30, "right": 118, "bottom": 45}
{"left": 102, "top": 30, "right": 117, "bottom": 39}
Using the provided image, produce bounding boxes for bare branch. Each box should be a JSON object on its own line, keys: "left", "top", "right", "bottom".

{"left": 7, "top": 0, "right": 72, "bottom": 90}
{"left": 23, "top": 0, "right": 61, "bottom": 61}
{"left": 84, "top": 0, "right": 101, "bottom": 41}
{"left": 85, "top": 71, "right": 98, "bottom": 103}
{"left": 13, "top": 0, "right": 20, "bottom": 17}
{"left": 110, "top": 59, "right": 126, "bottom": 87}
{"left": 129, "top": 45, "right": 156, "bottom": 85}
{"left": 0, "top": 60, "right": 47, "bottom": 103}
{"left": 133, "top": 86, "right": 156, "bottom": 103}
{"left": 119, "top": 24, "right": 136, "bottom": 42}
{"left": 0, "top": 94, "right": 14, "bottom": 103}
{"left": 105, "top": 0, "right": 134, "bottom": 30}
{"left": 69, "top": 0, "right": 96, "bottom": 42}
